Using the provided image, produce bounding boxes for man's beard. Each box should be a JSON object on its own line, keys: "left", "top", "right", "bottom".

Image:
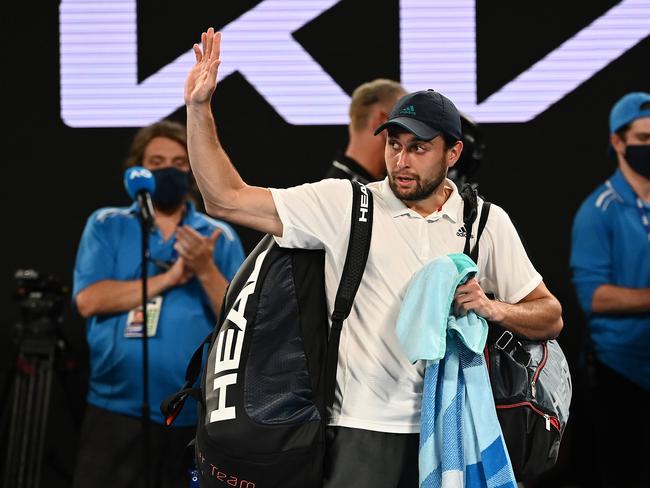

{"left": 388, "top": 160, "right": 447, "bottom": 202}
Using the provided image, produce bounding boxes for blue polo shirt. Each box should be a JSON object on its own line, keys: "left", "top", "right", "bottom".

{"left": 570, "top": 169, "right": 650, "bottom": 390}
{"left": 73, "top": 201, "right": 245, "bottom": 425}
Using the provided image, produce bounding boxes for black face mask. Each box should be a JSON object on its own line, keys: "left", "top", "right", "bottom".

{"left": 625, "top": 145, "right": 650, "bottom": 179}
{"left": 151, "top": 167, "right": 191, "bottom": 210}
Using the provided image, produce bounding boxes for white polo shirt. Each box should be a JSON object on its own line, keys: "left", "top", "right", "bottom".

{"left": 269, "top": 177, "right": 541, "bottom": 433}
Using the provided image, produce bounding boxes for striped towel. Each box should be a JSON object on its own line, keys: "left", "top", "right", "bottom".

{"left": 396, "top": 254, "right": 517, "bottom": 488}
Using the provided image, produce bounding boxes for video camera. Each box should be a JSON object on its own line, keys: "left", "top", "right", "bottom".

{"left": 14, "top": 269, "right": 68, "bottom": 324}
{"left": 3, "top": 270, "right": 75, "bottom": 488}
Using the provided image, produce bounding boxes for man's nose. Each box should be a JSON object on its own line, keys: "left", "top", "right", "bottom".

{"left": 396, "top": 150, "right": 409, "bottom": 169}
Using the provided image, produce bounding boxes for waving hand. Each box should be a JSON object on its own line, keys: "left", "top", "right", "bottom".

{"left": 185, "top": 28, "right": 221, "bottom": 107}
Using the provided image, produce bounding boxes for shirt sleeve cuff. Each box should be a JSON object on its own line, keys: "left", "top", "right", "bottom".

{"left": 504, "top": 272, "right": 543, "bottom": 304}
{"left": 269, "top": 187, "right": 298, "bottom": 248}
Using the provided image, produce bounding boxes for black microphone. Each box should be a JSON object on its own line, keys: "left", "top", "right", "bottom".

{"left": 124, "top": 166, "right": 156, "bottom": 230}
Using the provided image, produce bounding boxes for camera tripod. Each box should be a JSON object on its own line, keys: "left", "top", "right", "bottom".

{"left": 1, "top": 316, "right": 65, "bottom": 488}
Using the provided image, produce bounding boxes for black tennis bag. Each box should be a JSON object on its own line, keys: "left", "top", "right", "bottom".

{"left": 460, "top": 184, "right": 572, "bottom": 480}
{"left": 484, "top": 327, "right": 572, "bottom": 480}
{"left": 162, "top": 181, "right": 373, "bottom": 488}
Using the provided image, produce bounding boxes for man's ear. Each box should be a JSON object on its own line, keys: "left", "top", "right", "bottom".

{"left": 610, "top": 132, "right": 626, "bottom": 156}
{"left": 370, "top": 109, "right": 389, "bottom": 131}
{"left": 447, "top": 140, "right": 464, "bottom": 168}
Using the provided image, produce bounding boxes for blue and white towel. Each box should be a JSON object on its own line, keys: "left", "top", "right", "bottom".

{"left": 396, "top": 253, "right": 517, "bottom": 488}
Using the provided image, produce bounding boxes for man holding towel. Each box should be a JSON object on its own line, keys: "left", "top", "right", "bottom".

{"left": 184, "top": 28, "right": 563, "bottom": 487}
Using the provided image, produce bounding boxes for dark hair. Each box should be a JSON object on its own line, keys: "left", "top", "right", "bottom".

{"left": 615, "top": 125, "right": 630, "bottom": 141}
{"left": 122, "top": 119, "right": 205, "bottom": 208}
{"left": 441, "top": 133, "right": 460, "bottom": 151}
{"left": 124, "top": 119, "right": 187, "bottom": 168}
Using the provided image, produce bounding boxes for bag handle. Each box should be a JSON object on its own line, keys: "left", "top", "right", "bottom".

{"left": 160, "top": 332, "right": 212, "bottom": 425}
{"left": 325, "top": 180, "right": 374, "bottom": 414}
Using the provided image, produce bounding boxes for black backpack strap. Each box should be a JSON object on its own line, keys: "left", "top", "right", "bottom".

{"left": 325, "top": 180, "right": 374, "bottom": 415}
{"left": 459, "top": 183, "right": 491, "bottom": 262}
{"left": 460, "top": 183, "right": 479, "bottom": 256}
{"left": 160, "top": 331, "right": 212, "bottom": 425}
{"left": 470, "top": 202, "right": 491, "bottom": 262}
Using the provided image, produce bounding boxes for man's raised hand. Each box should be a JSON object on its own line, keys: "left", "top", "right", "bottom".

{"left": 184, "top": 28, "right": 222, "bottom": 107}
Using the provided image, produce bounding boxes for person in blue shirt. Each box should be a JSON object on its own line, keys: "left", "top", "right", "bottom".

{"left": 570, "top": 92, "right": 650, "bottom": 487}
{"left": 72, "top": 120, "right": 245, "bottom": 488}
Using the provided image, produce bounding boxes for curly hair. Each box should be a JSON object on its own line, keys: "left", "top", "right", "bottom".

{"left": 123, "top": 119, "right": 187, "bottom": 168}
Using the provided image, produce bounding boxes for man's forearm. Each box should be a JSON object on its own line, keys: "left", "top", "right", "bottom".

{"left": 184, "top": 30, "right": 283, "bottom": 236}
{"left": 186, "top": 103, "right": 246, "bottom": 216}
{"left": 492, "top": 296, "right": 563, "bottom": 340}
{"left": 75, "top": 275, "right": 172, "bottom": 318}
{"left": 592, "top": 284, "right": 650, "bottom": 314}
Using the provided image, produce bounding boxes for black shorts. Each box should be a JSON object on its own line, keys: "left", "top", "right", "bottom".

{"left": 324, "top": 426, "right": 419, "bottom": 488}
{"left": 591, "top": 361, "right": 650, "bottom": 488}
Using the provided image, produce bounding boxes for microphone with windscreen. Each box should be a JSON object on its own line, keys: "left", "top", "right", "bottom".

{"left": 124, "top": 166, "right": 156, "bottom": 230}
{"left": 123, "top": 166, "right": 157, "bottom": 471}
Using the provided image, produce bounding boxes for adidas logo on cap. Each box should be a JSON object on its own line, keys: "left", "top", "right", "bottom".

{"left": 399, "top": 105, "right": 416, "bottom": 116}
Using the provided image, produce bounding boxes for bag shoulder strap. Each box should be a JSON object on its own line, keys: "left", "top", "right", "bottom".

{"left": 331, "top": 181, "right": 374, "bottom": 324}
{"left": 470, "top": 202, "right": 491, "bottom": 262}
{"left": 460, "top": 183, "right": 491, "bottom": 261}
{"left": 461, "top": 183, "right": 479, "bottom": 256}
{"left": 325, "top": 180, "right": 374, "bottom": 413}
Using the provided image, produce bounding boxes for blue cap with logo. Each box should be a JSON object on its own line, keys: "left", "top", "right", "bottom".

{"left": 609, "top": 92, "right": 650, "bottom": 134}
{"left": 374, "top": 89, "right": 462, "bottom": 141}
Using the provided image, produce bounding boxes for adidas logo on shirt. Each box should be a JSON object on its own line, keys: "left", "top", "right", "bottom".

{"left": 456, "top": 225, "right": 473, "bottom": 238}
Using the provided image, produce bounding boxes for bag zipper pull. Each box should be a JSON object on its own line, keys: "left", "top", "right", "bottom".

{"left": 544, "top": 414, "right": 550, "bottom": 431}
{"left": 189, "top": 468, "right": 200, "bottom": 487}
{"left": 531, "top": 380, "right": 537, "bottom": 399}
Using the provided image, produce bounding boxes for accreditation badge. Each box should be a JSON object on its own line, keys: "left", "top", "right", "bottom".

{"left": 125, "top": 296, "right": 163, "bottom": 338}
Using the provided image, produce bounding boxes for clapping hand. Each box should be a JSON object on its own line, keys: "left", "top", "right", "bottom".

{"left": 174, "top": 225, "right": 222, "bottom": 278}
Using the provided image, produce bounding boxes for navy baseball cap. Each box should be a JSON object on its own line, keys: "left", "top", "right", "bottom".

{"left": 374, "top": 89, "right": 462, "bottom": 141}
{"left": 609, "top": 92, "right": 650, "bottom": 134}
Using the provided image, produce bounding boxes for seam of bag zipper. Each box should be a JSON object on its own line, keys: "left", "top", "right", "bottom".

{"left": 496, "top": 401, "right": 560, "bottom": 432}
{"left": 531, "top": 342, "right": 548, "bottom": 385}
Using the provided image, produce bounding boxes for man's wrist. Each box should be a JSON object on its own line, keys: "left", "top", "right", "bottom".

{"left": 489, "top": 299, "right": 508, "bottom": 324}
{"left": 186, "top": 102, "right": 213, "bottom": 116}
{"left": 196, "top": 261, "right": 219, "bottom": 282}
{"left": 158, "top": 268, "right": 180, "bottom": 290}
